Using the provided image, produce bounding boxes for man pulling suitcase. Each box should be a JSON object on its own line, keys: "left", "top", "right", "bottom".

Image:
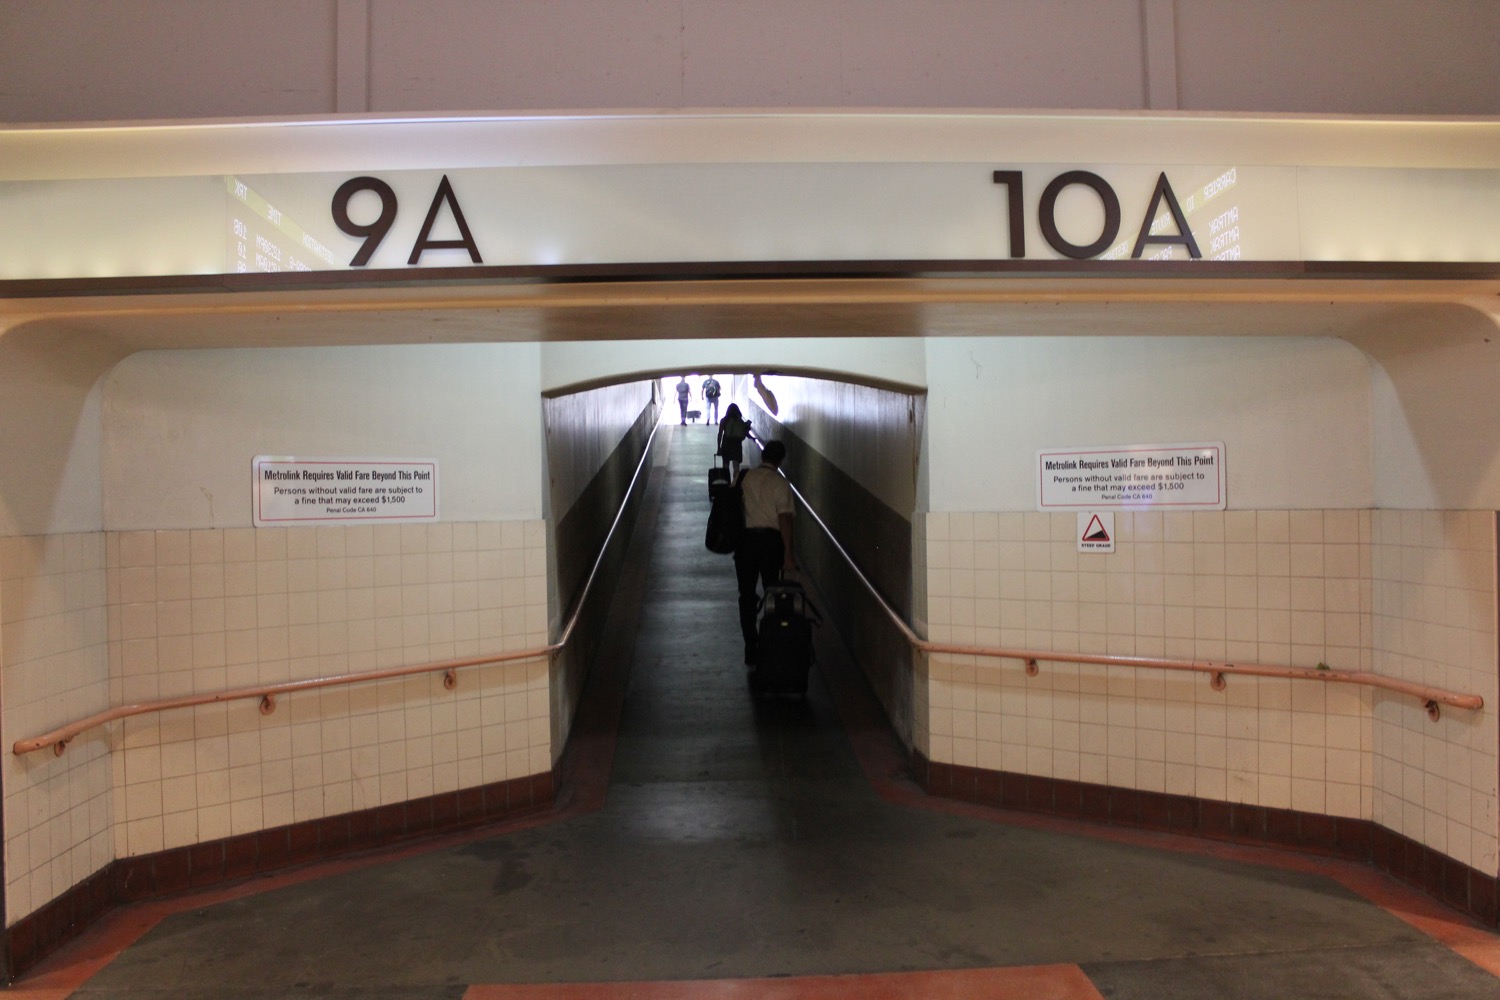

{"left": 734, "top": 440, "right": 795, "bottom": 667}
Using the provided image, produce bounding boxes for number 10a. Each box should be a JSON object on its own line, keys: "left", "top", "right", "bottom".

{"left": 992, "top": 170, "right": 1201, "bottom": 261}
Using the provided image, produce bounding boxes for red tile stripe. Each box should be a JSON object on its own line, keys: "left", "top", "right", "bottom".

{"left": 464, "top": 964, "right": 1105, "bottom": 1000}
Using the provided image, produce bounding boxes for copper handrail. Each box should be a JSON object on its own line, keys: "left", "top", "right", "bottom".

{"left": 783, "top": 477, "right": 1484, "bottom": 720}
{"left": 13, "top": 647, "right": 558, "bottom": 757}
{"left": 15, "top": 419, "right": 662, "bottom": 757}
{"left": 21, "top": 422, "right": 1482, "bottom": 758}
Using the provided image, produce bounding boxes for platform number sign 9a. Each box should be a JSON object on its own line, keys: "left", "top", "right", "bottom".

{"left": 331, "top": 175, "right": 484, "bottom": 267}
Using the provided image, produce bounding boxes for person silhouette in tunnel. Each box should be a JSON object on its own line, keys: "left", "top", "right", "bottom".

{"left": 701, "top": 374, "right": 721, "bottom": 424}
{"left": 734, "top": 440, "right": 795, "bottom": 665}
{"left": 716, "top": 403, "right": 751, "bottom": 480}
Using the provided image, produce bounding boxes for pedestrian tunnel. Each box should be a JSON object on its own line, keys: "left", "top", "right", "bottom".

{"left": 543, "top": 364, "right": 927, "bottom": 761}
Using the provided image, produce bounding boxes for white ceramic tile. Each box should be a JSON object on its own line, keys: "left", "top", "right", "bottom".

{"left": 923, "top": 507, "right": 1496, "bottom": 878}
{"left": 9, "top": 497, "right": 1499, "bottom": 932}
{"left": 4, "top": 521, "right": 559, "bottom": 925}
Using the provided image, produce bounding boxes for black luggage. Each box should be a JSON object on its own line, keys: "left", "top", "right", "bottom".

{"left": 704, "top": 482, "right": 743, "bottom": 554}
{"left": 708, "top": 464, "right": 730, "bottom": 500}
{"left": 751, "top": 579, "right": 820, "bottom": 695}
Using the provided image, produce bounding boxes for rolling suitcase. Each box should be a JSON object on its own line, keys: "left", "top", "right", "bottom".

{"left": 704, "top": 479, "right": 743, "bottom": 554}
{"left": 751, "top": 578, "right": 820, "bottom": 696}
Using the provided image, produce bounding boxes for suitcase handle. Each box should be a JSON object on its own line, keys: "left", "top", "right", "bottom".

{"left": 754, "top": 579, "right": 823, "bottom": 625}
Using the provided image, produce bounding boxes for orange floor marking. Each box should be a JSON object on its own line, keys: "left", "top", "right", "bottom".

{"left": 465, "top": 964, "right": 1104, "bottom": 1000}
{"left": 1330, "top": 865, "right": 1500, "bottom": 977}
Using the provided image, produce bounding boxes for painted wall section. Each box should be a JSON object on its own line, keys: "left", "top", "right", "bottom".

{"left": 542, "top": 379, "right": 659, "bottom": 758}
{"left": 747, "top": 373, "right": 921, "bottom": 523}
{"left": 923, "top": 337, "right": 1373, "bottom": 513}
{"left": 1172, "top": 0, "right": 1499, "bottom": 115}
{"left": 102, "top": 345, "right": 546, "bottom": 528}
{"left": 1359, "top": 307, "right": 1500, "bottom": 511}
{"left": 0, "top": 325, "right": 125, "bottom": 538}
{"left": 3, "top": 1, "right": 1496, "bottom": 120}
{"left": 543, "top": 380, "right": 658, "bottom": 549}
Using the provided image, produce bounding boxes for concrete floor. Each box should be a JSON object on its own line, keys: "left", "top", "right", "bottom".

{"left": 20, "top": 422, "right": 1500, "bottom": 999}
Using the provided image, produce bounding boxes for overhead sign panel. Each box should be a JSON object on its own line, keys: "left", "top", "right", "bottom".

{"left": 222, "top": 163, "right": 1280, "bottom": 275}
{"left": 3, "top": 153, "right": 1497, "bottom": 280}
{"left": 1037, "top": 442, "right": 1226, "bottom": 511}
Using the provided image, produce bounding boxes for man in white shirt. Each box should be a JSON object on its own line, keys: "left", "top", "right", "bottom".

{"left": 734, "top": 440, "right": 795, "bottom": 664}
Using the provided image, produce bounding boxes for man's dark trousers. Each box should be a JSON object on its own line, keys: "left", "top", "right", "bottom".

{"left": 734, "top": 527, "right": 783, "bottom": 656}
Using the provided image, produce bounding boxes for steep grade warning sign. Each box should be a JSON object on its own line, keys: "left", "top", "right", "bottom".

{"left": 254, "top": 457, "right": 439, "bottom": 526}
{"left": 1078, "top": 512, "right": 1115, "bottom": 553}
{"left": 1037, "top": 443, "right": 1225, "bottom": 512}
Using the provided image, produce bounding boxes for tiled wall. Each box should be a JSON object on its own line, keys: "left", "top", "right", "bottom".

{"left": 6, "top": 508, "right": 1495, "bottom": 927}
{"left": 2, "top": 520, "right": 552, "bottom": 926}
{"left": 1371, "top": 511, "right": 1499, "bottom": 875}
{"left": 923, "top": 509, "right": 1498, "bottom": 875}
{"left": 1, "top": 533, "right": 113, "bottom": 923}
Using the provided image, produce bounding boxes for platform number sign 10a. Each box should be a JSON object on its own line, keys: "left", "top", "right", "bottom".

{"left": 993, "top": 170, "right": 1201, "bottom": 260}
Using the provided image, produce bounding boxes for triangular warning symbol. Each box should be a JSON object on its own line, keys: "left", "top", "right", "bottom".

{"left": 1082, "top": 514, "right": 1111, "bottom": 543}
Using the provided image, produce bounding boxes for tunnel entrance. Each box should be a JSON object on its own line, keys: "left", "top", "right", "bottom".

{"left": 603, "top": 420, "right": 854, "bottom": 792}
{"left": 542, "top": 367, "right": 927, "bottom": 777}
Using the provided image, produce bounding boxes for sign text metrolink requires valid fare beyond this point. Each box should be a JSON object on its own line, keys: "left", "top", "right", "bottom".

{"left": 1036, "top": 442, "right": 1226, "bottom": 511}
{"left": 253, "top": 457, "right": 439, "bottom": 525}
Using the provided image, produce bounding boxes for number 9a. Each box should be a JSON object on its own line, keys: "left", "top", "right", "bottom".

{"left": 331, "top": 174, "right": 483, "bottom": 268}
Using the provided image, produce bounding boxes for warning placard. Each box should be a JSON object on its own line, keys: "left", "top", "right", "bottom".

{"left": 1037, "top": 442, "right": 1225, "bottom": 511}
{"left": 1078, "top": 512, "right": 1115, "bottom": 553}
{"left": 253, "top": 457, "right": 439, "bottom": 526}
